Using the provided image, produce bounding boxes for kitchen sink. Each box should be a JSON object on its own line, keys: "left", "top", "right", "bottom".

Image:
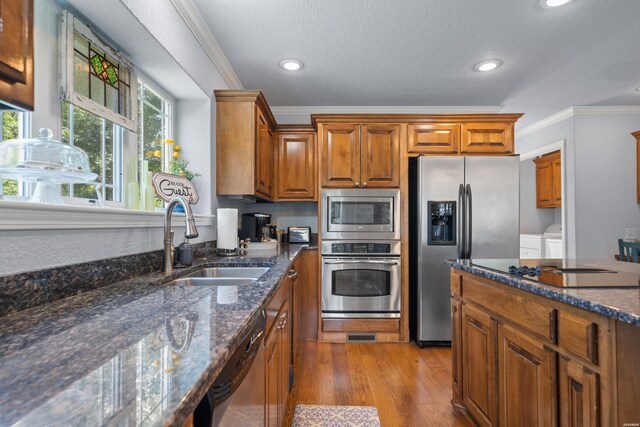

{"left": 168, "top": 277, "right": 256, "bottom": 287}
{"left": 186, "top": 267, "right": 269, "bottom": 279}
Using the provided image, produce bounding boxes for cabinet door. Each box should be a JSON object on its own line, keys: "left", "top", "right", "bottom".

{"left": 535, "top": 158, "right": 553, "bottom": 208}
{"left": 360, "top": 124, "right": 400, "bottom": 188}
{"left": 451, "top": 298, "right": 463, "bottom": 405}
{"left": 277, "top": 133, "right": 316, "bottom": 200}
{"left": 320, "top": 124, "right": 361, "bottom": 188}
{"left": 559, "top": 355, "right": 599, "bottom": 427}
{"left": 265, "top": 327, "right": 280, "bottom": 427}
{"left": 255, "top": 107, "right": 274, "bottom": 199}
{"left": 278, "top": 299, "right": 291, "bottom": 425}
{"left": 461, "top": 122, "right": 513, "bottom": 154}
{"left": 462, "top": 304, "right": 497, "bottom": 427}
{"left": 0, "top": 0, "right": 34, "bottom": 110}
{"left": 408, "top": 123, "right": 460, "bottom": 154}
{"left": 552, "top": 155, "right": 562, "bottom": 206}
{"left": 498, "top": 324, "right": 557, "bottom": 427}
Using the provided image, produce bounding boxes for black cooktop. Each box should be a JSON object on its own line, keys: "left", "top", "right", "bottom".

{"left": 470, "top": 259, "right": 640, "bottom": 288}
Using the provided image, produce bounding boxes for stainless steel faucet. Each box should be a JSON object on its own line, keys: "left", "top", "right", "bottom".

{"left": 163, "top": 196, "right": 199, "bottom": 274}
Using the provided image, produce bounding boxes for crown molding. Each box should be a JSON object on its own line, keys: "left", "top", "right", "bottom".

{"left": 271, "top": 105, "right": 504, "bottom": 117}
{"left": 0, "top": 201, "right": 215, "bottom": 231}
{"left": 169, "top": 0, "right": 243, "bottom": 90}
{"left": 517, "top": 106, "right": 640, "bottom": 139}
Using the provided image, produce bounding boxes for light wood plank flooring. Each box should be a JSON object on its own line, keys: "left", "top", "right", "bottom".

{"left": 293, "top": 342, "right": 473, "bottom": 427}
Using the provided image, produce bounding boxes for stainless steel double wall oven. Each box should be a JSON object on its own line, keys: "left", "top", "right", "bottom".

{"left": 321, "top": 189, "right": 401, "bottom": 318}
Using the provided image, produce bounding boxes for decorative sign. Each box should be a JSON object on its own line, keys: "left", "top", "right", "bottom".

{"left": 152, "top": 172, "right": 199, "bottom": 204}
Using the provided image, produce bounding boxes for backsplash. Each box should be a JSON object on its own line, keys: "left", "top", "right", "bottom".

{"left": 0, "top": 241, "right": 216, "bottom": 317}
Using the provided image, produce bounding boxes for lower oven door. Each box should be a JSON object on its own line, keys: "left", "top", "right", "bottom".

{"left": 321, "top": 257, "right": 401, "bottom": 318}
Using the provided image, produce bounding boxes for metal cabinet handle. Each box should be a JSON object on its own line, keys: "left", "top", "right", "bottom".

{"left": 362, "top": 182, "right": 367, "bottom": 187}
{"left": 288, "top": 269, "right": 298, "bottom": 280}
{"left": 355, "top": 181, "right": 359, "bottom": 187}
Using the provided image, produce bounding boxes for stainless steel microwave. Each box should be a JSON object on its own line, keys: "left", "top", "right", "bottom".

{"left": 321, "top": 189, "right": 400, "bottom": 240}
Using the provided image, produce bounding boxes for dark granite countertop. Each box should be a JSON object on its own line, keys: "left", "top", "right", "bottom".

{"left": 0, "top": 244, "right": 315, "bottom": 427}
{"left": 446, "top": 258, "right": 640, "bottom": 326}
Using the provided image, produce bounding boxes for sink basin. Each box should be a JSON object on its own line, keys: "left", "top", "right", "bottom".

{"left": 168, "top": 277, "right": 256, "bottom": 287}
{"left": 186, "top": 267, "right": 269, "bottom": 279}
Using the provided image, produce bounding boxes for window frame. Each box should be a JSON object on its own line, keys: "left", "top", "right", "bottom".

{"left": 60, "top": 10, "right": 138, "bottom": 132}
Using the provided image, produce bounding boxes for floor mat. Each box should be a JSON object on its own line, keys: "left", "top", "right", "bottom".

{"left": 292, "top": 404, "right": 381, "bottom": 427}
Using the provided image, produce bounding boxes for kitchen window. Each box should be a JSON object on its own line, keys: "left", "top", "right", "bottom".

{"left": 0, "top": 111, "right": 30, "bottom": 198}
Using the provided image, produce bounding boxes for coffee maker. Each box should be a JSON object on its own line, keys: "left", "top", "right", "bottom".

{"left": 240, "top": 213, "right": 274, "bottom": 242}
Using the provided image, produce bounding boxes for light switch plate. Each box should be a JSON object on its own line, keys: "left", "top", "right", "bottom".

{"left": 625, "top": 228, "right": 637, "bottom": 240}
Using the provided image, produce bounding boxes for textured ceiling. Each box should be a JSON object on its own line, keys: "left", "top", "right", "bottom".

{"left": 192, "top": 0, "right": 640, "bottom": 127}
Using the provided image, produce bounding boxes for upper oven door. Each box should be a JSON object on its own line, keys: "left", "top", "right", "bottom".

{"left": 321, "top": 189, "right": 400, "bottom": 240}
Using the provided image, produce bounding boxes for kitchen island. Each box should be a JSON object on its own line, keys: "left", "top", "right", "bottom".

{"left": 447, "top": 258, "right": 640, "bottom": 426}
{"left": 0, "top": 244, "right": 314, "bottom": 427}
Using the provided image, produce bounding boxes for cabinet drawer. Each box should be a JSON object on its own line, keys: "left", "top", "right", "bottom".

{"left": 408, "top": 123, "right": 460, "bottom": 154}
{"left": 463, "top": 277, "right": 556, "bottom": 342}
{"left": 558, "top": 311, "right": 598, "bottom": 364}
{"left": 322, "top": 318, "right": 400, "bottom": 332}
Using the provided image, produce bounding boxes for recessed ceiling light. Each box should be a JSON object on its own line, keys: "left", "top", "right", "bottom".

{"left": 474, "top": 59, "right": 503, "bottom": 72}
{"left": 279, "top": 59, "right": 303, "bottom": 71}
{"left": 541, "top": 0, "right": 573, "bottom": 7}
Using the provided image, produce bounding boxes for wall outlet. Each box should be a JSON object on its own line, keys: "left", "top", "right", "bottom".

{"left": 625, "top": 228, "right": 637, "bottom": 241}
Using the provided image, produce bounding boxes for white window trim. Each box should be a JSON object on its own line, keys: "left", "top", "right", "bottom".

{"left": 59, "top": 10, "right": 138, "bottom": 132}
{"left": 0, "top": 200, "right": 214, "bottom": 230}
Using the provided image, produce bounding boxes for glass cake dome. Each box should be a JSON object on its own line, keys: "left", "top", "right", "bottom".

{"left": 0, "top": 128, "right": 98, "bottom": 204}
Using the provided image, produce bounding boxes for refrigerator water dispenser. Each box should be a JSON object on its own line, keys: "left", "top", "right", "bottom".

{"left": 427, "top": 201, "right": 456, "bottom": 245}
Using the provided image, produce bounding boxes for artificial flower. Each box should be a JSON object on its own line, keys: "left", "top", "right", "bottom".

{"left": 174, "top": 145, "right": 181, "bottom": 152}
{"left": 172, "top": 152, "right": 180, "bottom": 158}
{"left": 164, "top": 138, "right": 174, "bottom": 145}
{"left": 146, "top": 151, "right": 153, "bottom": 157}
{"left": 153, "top": 150, "right": 162, "bottom": 157}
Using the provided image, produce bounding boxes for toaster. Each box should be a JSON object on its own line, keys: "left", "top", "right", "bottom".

{"left": 288, "top": 226, "right": 311, "bottom": 243}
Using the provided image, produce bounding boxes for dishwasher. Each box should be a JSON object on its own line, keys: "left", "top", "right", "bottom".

{"left": 194, "top": 310, "right": 266, "bottom": 427}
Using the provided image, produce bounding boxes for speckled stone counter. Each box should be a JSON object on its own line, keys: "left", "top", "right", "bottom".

{"left": 446, "top": 258, "right": 640, "bottom": 326}
{"left": 0, "top": 244, "right": 315, "bottom": 427}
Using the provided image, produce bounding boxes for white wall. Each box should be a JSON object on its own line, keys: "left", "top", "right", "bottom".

{"left": 516, "top": 117, "right": 576, "bottom": 257}
{"left": 520, "top": 160, "right": 557, "bottom": 234}
{"left": 0, "top": 0, "right": 228, "bottom": 276}
{"left": 573, "top": 115, "right": 640, "bottom": 258}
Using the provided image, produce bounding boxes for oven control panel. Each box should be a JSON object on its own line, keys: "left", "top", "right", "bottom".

{"left": 321, "top": 240, "right": 401, "bottom": 256}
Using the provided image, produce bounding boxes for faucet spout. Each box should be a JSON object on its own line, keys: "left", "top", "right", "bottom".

{"left": 163, "top": 196, "right": 199, "bottom": 274}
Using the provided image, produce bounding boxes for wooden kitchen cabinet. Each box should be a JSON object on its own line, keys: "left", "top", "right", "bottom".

{"left": 559, "top": 354, "right": 599, "bottom": 427}
{"left": 461, "top": 303, "right": 497, "bottom": 427}
{"left": 497, "top": 324, "right": 556, "bottom": 426}
{"left": 408, "top": 123, "right": 460, "bottom": 154}
{"left": 265, "top": 321, "right": 280, "bottom": 427}
{"left": 534, "top": 150, "right": 562, "bottom": 208}
{"left": 0, "top": 0, "right": 34, "bottom": 111}
{"left": 275, "top": 129, "right": 316, "bottom": 201}
{"left": 452, "top": 268, "right": 640, "bottom": 427}
{"left": 461, "top": 122, "right": 514, "bottom": 154}
{"left": 319, "top": 123, "right": 400, "bottom": 188}
{"left": 215, "top": 90, "right": 277, "bottom": 201}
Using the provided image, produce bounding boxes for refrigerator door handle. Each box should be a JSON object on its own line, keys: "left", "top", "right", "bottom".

{"left": 466, "top": 184, "right": 473, "bottom": 259}
{"left": 457, "top": 184, "right": 466, "bottom": 259}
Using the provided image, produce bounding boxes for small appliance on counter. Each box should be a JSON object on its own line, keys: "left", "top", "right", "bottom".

{"left": 239, "top": 213, "right": 273, "bottom": 242}
{"left": 288, "top": 226, "right": 311, "bottom": 243}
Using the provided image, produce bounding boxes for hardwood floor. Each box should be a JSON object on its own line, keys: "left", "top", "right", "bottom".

{"left": 293, "top": 342, "right": 474, "bottom": 426}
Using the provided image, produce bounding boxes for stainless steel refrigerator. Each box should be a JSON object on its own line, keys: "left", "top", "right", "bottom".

{"left": 409, "top": 156, "right": 519, "bottom": 346}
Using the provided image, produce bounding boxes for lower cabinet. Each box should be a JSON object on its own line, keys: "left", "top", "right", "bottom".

{"left": 265, "top": 276, "right": 293, "bottom": 427}
{"left": 558, "top": 355, "right": 599, "bottom": 427}
{"left": 497, "top": 324, "right": 556, "bottom": 426}
{"left": 461, "top": 304, "right": 497, "bottom": 427}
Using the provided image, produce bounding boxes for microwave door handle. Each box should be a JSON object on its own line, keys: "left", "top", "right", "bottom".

{"left": 457, "top": 184, "right": 466, "bottom": 259}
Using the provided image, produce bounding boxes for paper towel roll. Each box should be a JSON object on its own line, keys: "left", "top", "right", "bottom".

{"left": 217, "top": 208, "right": 238, "bottom": 250}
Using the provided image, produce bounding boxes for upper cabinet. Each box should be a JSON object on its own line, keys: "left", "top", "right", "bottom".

{"left": 275, "top": 127, "right": 316, "bottom": 201}
{"left": 406, "top": 116, "right": 521, "bottom": 155}
{"left": 0, "top": 0, "right": 34, "bottom": 111}
{"left": 319, "top": 123, "right": 400, "bottom": 188}
{"left": 633, "top": 130, "right": 640, "bottom": 204}
{"left": 534, "top": 150, "right": 561, "bottom": 208}
{"left": 215, "top": 90, "right": 277, "bottom": 201}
